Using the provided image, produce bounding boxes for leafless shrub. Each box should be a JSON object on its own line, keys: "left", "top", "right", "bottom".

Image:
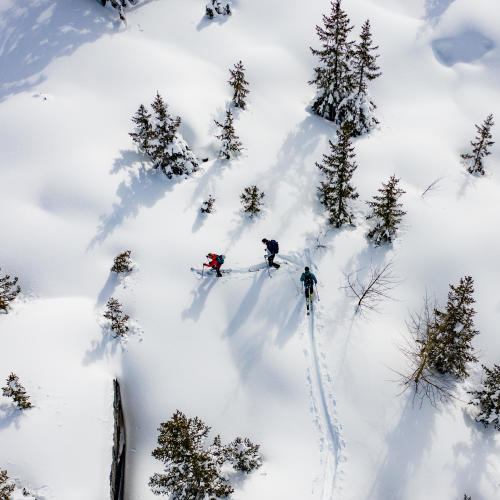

{"left": 343, "top": 259, "right": 399, "bottom": 314}
{"left": 421, "top": 177, "right": 443, "bottom": 197}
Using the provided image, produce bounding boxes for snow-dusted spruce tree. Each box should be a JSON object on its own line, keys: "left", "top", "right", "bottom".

{"left": 428, "top": 276, "right": 479, "bottom": 379}
{"left": 366, "top": 175, "right": 406, "bottom": 245}
{"left": 200, "top": 195, "right": 215, "bottom": 214}
{"left": 461, "top": 114, "right": 495, "bottom": 175}
{"left": 240, "top": 186, "right": 265, "bottom": 217}
{"left": 228, "top": 61, "right": 249, "bottom": 109}
{"left": 0, "top": 268, "right": 21, "bottom": 313}
{"left": 129, "top": 104, "right": 153, "bottom": 155}
{"left": 149, "top": 410, "right": 262, "bottom": 498}
{"left": 342, "top": 19, "right": 381, "bottom": 136}
{"left": 2, "top": 373, "right": 32, "bottom": 410}
{"left": 316, "top": 123, "right": 359, "bottom": 227}
{"left": 469, "top": 364, "right": 500, "bottom": 430}
{"left": 0, "top": 470, "right": 15, "bottom": 498}
{"left": 103, "top": 298, "right": 130, "bottom": 337}
{"left": 206, "top": 0, "right": 231, "bottom": 19}
{"left": 214, "top": 109, "right": 243, "bottom": 159}
{"left": 111, "top": 250, "right": 133, "bottom": 274}
{"left": 99, "top": 0, "right": 137, "bottom": 21}
{"left": 309, "top": 0, "right": 354, "bottom": 123}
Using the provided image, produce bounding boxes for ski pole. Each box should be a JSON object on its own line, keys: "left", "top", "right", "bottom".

{"left": 202, "top": 264, "right": 204, "bottom": 278}
{"left": 315, "top": 284, "right": 320, "bottom": 301}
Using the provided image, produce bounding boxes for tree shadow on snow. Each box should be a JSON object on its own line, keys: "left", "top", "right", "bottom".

{"left": 0, "top": 0, "right": 123, "bottom": 103}
{"left": 96, "top": 271, "right": 120, "bottom": 307}
{"left": 181, "top": 278, "right": 218, "bottom": 322}
{"left": 367, "top": 397, "right": 436, "bottom": 499}
{"left": 0, "top": 402, "right": 25, "bottom": 430}
{"left": 424, "top": 0, "right": 456, "bottom": 25}
{"left": 83, "top": 329, "right": 120, "bottom": 365}
{"left": 89, "top": 150, "right": 180, "bottom": 247}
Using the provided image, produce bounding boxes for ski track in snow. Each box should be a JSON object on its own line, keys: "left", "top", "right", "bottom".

{"left": 302, "top": 250, "right": 346, "bottom": 500}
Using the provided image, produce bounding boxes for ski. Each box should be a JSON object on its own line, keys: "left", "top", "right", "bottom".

{"left": 190, "top": 267, "right": 232, "bottom": 276}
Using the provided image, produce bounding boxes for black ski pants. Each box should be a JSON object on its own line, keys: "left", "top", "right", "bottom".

{"left": 267, "top": 254, "right": 280, "bottom": 269}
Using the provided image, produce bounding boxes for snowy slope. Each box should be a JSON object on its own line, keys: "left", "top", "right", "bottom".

{"left": 1, "top": 0, "right": 500, "bottom": 499}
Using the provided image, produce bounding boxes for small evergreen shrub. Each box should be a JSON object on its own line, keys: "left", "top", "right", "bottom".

{"left": 100, "top": 0, "right": 137, "bottom": 21}
{"left": 469, "top": 364, "right": 500, "bottom": 430}
{"left": 149, "top": 410, "right": 262, "bottom": 498}
{"left": 206, "top": 0, "right": 231, "bottom": 19}
{"left": 228, "top": 61, "right": 249, "bottom": 109}
{"left": 240, "top": 186, "right": 265, "bottom": 217}
{"left": 0, "top": 469, "right": 15, "bottom": 498}
{"left": 103, "top": 298, "right": 130, "bottom": 337}
{"left": 0, "top": 268, "right": 21, "bottom": 313}
{"left": 201, "top": 195, "right": 216, "bottom": 214}
{"left": 111, "top": 251, "right": 133, "bottom": 274}
{"left": 214, "top": 109, "right": 243, "bottom": 159}
{"left": 2, "top": 373, "right": 32, "bottom": 410}
{"left": 461, "top": 114, "right": 495, "bottom": 175}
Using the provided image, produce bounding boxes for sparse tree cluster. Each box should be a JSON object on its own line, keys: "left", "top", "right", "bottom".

{"left": 149, "top": 410, "right": 262, "bottom": 498}
{"left": 309, "top": 0, "right": 381, "bottom": 135}
{"left": 103, "top": 298, "right": 130, "bottom": 338}
{"left": 469, "top": 364, "right": 500, "bottom": 430}
{"left": 206, "top": 0, "right": 231, "bottom": 19}
{"left": 200, "top": 195, "right": 216, "bottom": 214}
{"left": 240, "top": 186, "right": 265, "bottom": 217}
{"left": 461, "top": 114, "right": 495, "bottom": 176}
{"left": 111, "top": 250, "right": 133, "bottom": 274}
{"left": 2, "top": 373, "right": 32, "bottom": 410}
{"left": 130, "top": 92, "right": 198, "bottom": 178}
{"left": 0, "top": 268, "right": 21, "bottom": 313}
{"left": 0, "top": 470, "right": 15, "bottom": 498}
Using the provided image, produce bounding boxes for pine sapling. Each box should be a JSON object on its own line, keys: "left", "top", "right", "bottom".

{"left": 111, "top": 250, "right": 133, "bottom": 274}
{"left": 0, "top": 470, "right": 15, "bottom": 498}
{"left": 214, "top": 109, "right": 243, "bottom": 159}
{"left": 2, "top": 373, "right": 32, "bottom": 410}
{"left": 129, "top": 104, "right": 153, "bottom": 155}
{"left": 201, "top": 195, "right": 216, "bottom": 214}
{"left": 461, "top": 114, "right": 495, "bottom": 175}
{"left": 223, "top": 437, "right": 263, "bottom": 473}
{"left": 240, "top": 186, "right": 265, "bottom": 217}
{"left": 469, "top": 364, "right": 500, "bottom": 430}
{"left": 228, "top": 61, "right": 249, "bottom": 109}
{"left": 366, "top": 175, "right": 406, "bottom": 245}
{"left": 428, "top": 276, "right": 479, "bottom": 379}
{"left": 0, "top": 268, "right": 21, "bottom": 313}
{"left": 104, "top": 298, "right": 130, "bottom": 337}
{"left": 316, "top": 124, "right": 359, "bottom": 227}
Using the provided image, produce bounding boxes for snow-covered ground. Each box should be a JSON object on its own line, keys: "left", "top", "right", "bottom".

{"left": 1, "top": 0, "right": 499, "bottom": 498}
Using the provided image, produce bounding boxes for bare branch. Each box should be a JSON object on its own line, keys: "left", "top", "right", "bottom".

{"left": 421, "top": 177, "right": 443, "bottom": 198}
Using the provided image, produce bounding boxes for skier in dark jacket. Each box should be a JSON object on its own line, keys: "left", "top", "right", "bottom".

{"left": 300, "top": 267, "right": 317, "bottom": 312}
{"left": 204, "top": 253, "right": 224, "bottom": 277}
{"left": 262, "top": 238, "right": 280, "bottom": 269}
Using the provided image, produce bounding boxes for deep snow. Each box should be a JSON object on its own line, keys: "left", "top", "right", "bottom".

{"left": 1, "top": 0, "right": 500, "bottom": 499}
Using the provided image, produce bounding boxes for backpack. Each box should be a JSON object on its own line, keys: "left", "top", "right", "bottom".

{"left": 216, "top": 254, "right": 225, "bottom": 265}
{"left": 304, "top": 273, "right": 314, "bottom": 287}
{"left": 269, "top": 240, "right": 279, "bottom": 254}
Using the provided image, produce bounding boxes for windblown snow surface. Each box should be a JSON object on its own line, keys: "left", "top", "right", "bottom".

{"left": 1, "top": 0, "right": 500, "bottom": 499}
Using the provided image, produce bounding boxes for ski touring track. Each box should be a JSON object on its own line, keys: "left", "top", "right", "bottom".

{"left": 301, "top": 249, "right": 346, "bottom": 500}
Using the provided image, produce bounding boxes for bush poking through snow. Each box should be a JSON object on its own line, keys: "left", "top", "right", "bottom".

{"left": 316, "top": 123, "right": 359, "bottom": 227}
{"left": 2, "top": 373, "right": 32, "bottom": 410}
{"left": 461, "top": 114, "right": 495, "bottom": 176}
{"left": 99, "top": 0, "right": 137, "bottom": 22}
{"left": 0, "top": 469, "right": 15, "bottom": 498}
{"left": 103, "top": 298, "right": 130, "bottom": 338}
{"left": 366, "top": 175, "right": 406, "bottom": 245}
{"left": 111, "top": 250, "right": 133, "bottom": 274}
{"left": 228, "top": 61, "right": 249, "bottom": 109}
{"left": 469, "top": 364, "right": 500, "bottom": 430}
{"left": 215, "top": 109, "right": 243, "bottom": 159}
{"left": 0, "top": 268, "right": 21, "bottom": 313}
{"left": 240, "top": 186, "right": 265, "bottom": 217}
{"left": 206, "top": 0, "right": 231, "bottom": 19}
{"left": 200, "top": 195, "right": 216, "bottom": 214}
{"left": 149, "top": 410, "right": 262, "bottom": 498}
{"left": 130, "top": 92, "right": 198, "bottom": 179}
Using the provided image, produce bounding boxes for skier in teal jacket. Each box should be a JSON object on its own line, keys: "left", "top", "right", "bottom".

{"left": 300, "top": 267, "right": 317, "bottom": 313}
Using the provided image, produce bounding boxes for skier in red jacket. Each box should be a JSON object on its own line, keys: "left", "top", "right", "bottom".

{"left": 203, "top": 253, "right": 224, "bottom": 277}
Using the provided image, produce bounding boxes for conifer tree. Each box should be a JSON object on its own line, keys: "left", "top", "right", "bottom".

{"left": 149, "top": 92, "right": 198, "bottom": 178}
{"left": 103, "top": 298, "right": 130, "bottom": 337}
{"left": 2, "top": 373, "right": 32, "bottom": 410}
{"left": 200, "top": 195, "right": 215, "bottom": 214}
{"left": 366, "top": 175, "right": 406, "bottom": 245}
{"left": 111, "top": 250, "right": 133, "bottom": 274}
{"left": 223, "top": 437, "right": 263, "bottom": 473}
{"left": 0, "top": 470, "right": 15, "bottom": 498}
{"left": 0, "top": 268, "right": 21, "bottom": 313}
{"left": 228, "top": 61, "right": 249, "bottom": 109}
{"left": 240, "top": 186, "right": 265, "bottom": 217}
{"left": 206, "top": 0, "right": 231, "bottom": 19}
{"left": 428, "top": 276, "right": 479, "bottom": 379}
{"left": 129, "top": 104, "right": 153, "bottom": 155}
{"left": 342, "top": 20, "right": 381, "bottom": 136}
{"left": 469, "top": 364, "right": 500, "bottom": 430}
{"left": 214, "top": 109, "right": 243, "bottom": 159}
{"left": 309, "top": 0, "right": 354, "bottom": 123}
{"left": 316, "top": 124, "right": 359, "bottom": 227}
{"left": 461, "top": 114, "right": 495, "bottom": 175}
